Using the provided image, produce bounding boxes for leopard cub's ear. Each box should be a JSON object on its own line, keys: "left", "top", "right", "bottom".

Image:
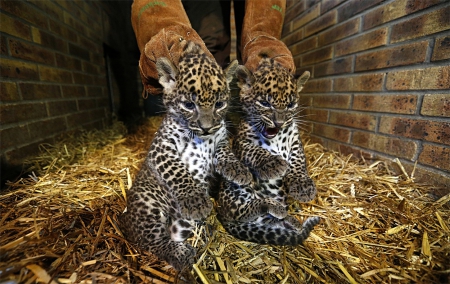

{"left": 156, "top": 57, "right": 178, "bottom": 94}
{"left": 224, "top": 60, "right": 239, "bottom": 86}
{"left": 297, "top": 71, "right": 310, "bottom": 93}
{"left": 236, "top": 65, "right": 255, "bottom": 92}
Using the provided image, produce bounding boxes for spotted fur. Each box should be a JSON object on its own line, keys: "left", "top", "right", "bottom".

{"left": 119, "top": 42, "right": 251, "bottom": 271}
{"left": 217, "top": 58, "right": 319, "bottom": 245}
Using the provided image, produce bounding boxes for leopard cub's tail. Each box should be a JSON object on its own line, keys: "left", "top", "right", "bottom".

{"left": 221, "top": 216, "right": 320, "bottom": 246}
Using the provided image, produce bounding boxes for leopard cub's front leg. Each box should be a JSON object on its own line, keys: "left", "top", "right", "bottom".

{"left": 283, "top": 136, "right": 317, "bottom": 202}
{"left": 215, "top": 140, "right": 252, "bottom": 186}
{"left": 284, "top": 174, "right": 317, "bottom": 202}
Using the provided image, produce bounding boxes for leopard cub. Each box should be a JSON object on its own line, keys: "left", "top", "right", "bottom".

{"left": 217, "top": 58, "right": 319, "bottom": 246}
{"left": 119, "top": 42, "right": 251, "bottom": 271}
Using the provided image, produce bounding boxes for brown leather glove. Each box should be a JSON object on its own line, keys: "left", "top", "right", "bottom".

{"left": 241, "top": 0, "right": 295, "bottom": 73}
{"left": 131, "top": 0, "right": 213, "bottom": 96}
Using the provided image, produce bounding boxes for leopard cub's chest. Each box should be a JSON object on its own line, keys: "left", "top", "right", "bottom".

{"left": 179, "top": 127, "right": 226, "bottom": 182}
{"left": 259, "top": 124, "right": 296, "bottom": 160}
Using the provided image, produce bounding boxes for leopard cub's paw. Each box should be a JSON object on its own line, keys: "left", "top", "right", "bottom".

{"left": 265, "top": 199, "right": 288, "bottom": 219}
{"left": 221, "top": 161, "right": 253, "bottom": 185}
{"left": 255, "top": 155, "right": 289, "bottom": 180}
{"left": 167, "top": 243, "right": 196, "bottom": 271}
{"left": 286, "top": 176, "right": 317, "bottom": 202}
{"left": 179, "top": 194, "right": 213, "bottom": 220}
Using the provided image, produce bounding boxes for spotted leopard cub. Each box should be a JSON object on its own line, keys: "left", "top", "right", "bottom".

{"left": 217, "top": 58, "right": 319, "bottom": 245}
{"left": 119, "top": 42, "right": 251, "bottom": 271}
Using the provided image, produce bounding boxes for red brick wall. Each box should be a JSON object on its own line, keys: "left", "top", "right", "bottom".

{"left": 283, "top": 0, "right": 450, "bottom": 186}
{"left": 0, "top": 0, "right": 140, "bottom": 184}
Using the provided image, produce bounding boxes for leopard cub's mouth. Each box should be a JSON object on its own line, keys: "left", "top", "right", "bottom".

{"left": 262, "top": 127, "right": 280, "bottom": 139}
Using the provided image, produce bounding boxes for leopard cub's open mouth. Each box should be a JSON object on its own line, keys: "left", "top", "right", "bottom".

{"left": 262, "top": 127, "right": 280, "bottom": 139}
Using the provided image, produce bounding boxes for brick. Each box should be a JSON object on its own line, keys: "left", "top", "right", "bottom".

{"left": 66, "top": 111, "right": 93, "bottom": 129}
{"left": 304, "top": 108, "right": 328, "bottom": 122}
{"left": 285, "top": 1, "right": 306, "bottom": 23}
{"left": 28, "top": 0, "right": 64, "bottom": 22}
{"left": 290, "top": 36, "right": 317, "bottom": 56}
{"left": 77, "top": 98, "right": 97, "bottom": 110}
{"left": 313, "top": 124, "right": 350, "bottom": 142}
{"left": 68, "top": 43, "right": 90, "bottom": 61}
{"left": 306, "top": 0, "right": 321, "bottom": 9}
{"left": 302, "top": 46, "right": 333, "bottom": 65}
{"left": 421, "top": 94, "right": 450, "bottom": 117}
{"left": 63, "top": 11, "right": 86, "bottom": 35}
{"left": 307, "top": 134, "right": 327, "bottom": 146}
{"left": 313, "top": 94, "right": 351, "bottom": 109}
{"left": 432, "top": 35, "right": 450, "bottom": 61}
{"left": 1, "top": 34, "right": 7, "bottom": 55}
{"left": 296, "top": 66, "right": 314, "bottom": 78}
{"left": 353, "top": 94, "right": 418, "bottom": 114}
{"left": 28, "top": 118, "right": 67, "bottom": 139}
{"left": 79, "top": 36, "right": 100, "bottom": 54}
{"left": 315, "top": 57, "right": 352, "bottom": 77}
{"left": 86, "top": 86, "right": 103, "bottom": 97}
{"left": 327, "top": 141, "right": 375, "bottom": 160}
{"left": 0, "top": 102, "right": 47, "bottom": 125}
{"left": 4, "top": 138, "right": 55, "bottom": 165}
{"left": 329, "top": 111, "right": 377, "bottom": 130}
{"left": 39, "top": 66, "right": 73, "bottom": 83}
{"left": 364, "top": 0, "right": 443, "bottom": 30}
{"left": 48, "top": 19, "right": 78, "bottom": 42}
{"left": 62, "top": 85, "right": 86, "bottom": 98}
{"left": 355, "top": 40, "right": 428, "bottom": 71}
{"left": 303, "top": 78, "right": 332, "bottom": 93}
{"left": 55, "top": 53, "right": 82, "bottom": 71}
{"left": 73, "top": 72, "right": 94, "bottom": 85}
{"left": 305, "top": 10, "right": 337, "bottom": 37}
{"left": 334, "top": 73, "right": 384, "bottom": 92}
{"left": 83, "top": 61, "right": 100, "bottom": 74}
{"left": 352, "top": 132, "right": 417, "bottom": 160}
{"left": 419, "top": 144, "right": 450, "bottom": 172}
{"left": 9, "top": 38, "right": 55, "bottom": 65}
{"left": 337, "top": 0, "right": 384, "bottom": 22}
{"left": 390, "top": 6, "right": 450, "bottom": 43}
{"left": 32, "top": 28, "right": 67, "bottom": 53}
{"left": 0, "top": 82, "right": 19, "bottom": 101}
{"left": 0, "top": 125, "right": 29, "bottom": 150}
{"left": 282, "top": 21, "right": 293, "bottom": 36}
{"left": 0, "top": 1, "right": 48, "bottom": 29}
{"left": 379, "top": 117, "right": 450, "bottom": 145}
{"left": 292, "top": 4, "right": 320, "bottom": 31}
{"left": 386, "top": 66, "right": 450, "bottom": 90}
{"left": 47, "top": 100, "right": 78, "bottom": 116}
{"left": 283, "top": 30, "right": 304, "bottom": 47}
{"left": 19, "top": 83, "right": 61, "bottom": 100}
{"left": 335, "top": 28, "right": 388, "bottom": 57}
{"left": 299, "top": 94, "right": 313, "bottom": 107}
{"left": 0, "top": 13, "right": 31, "bottom": 40}
{"left": 322, "top": 0, "right": 346, "bottom": 13}
{"left": 90, "top": 108, "right": 107, "bottom": 121}
{"left": 402, "top": 164, "right": 450, "bottom": 186}
{"left": 0, "top": 58, "right": 39, "bottom": 80}
{"left": 318, "top": 18, "right": 359, "bottom": 46}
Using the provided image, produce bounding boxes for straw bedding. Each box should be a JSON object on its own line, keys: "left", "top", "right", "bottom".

{"left": 1, "top": 117, "right": 449, "bottom": 284}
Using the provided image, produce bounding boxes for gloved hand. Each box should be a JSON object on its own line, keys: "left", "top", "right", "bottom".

{"left": 131, "top": 0, "right": 213, "bottom": 96}
{"left": 240, "top": 0, "right": 295, "bottom": 73}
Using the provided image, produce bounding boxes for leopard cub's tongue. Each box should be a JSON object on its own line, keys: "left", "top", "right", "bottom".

{"left": 263, "top": 127, "right": 280, "bottom": 139}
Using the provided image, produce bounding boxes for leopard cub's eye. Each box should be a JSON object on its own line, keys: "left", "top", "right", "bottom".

{"left": 215, "top": 101, "right": 225, "bottom": 109}
{"left": 183, "top": 101, "right": 195, "bottom": 110}
{"left": 260, "top": 101, "right": 271, "bottom": 107}
{"left": 287, "top": 102, "right": 296, "bottom": 108}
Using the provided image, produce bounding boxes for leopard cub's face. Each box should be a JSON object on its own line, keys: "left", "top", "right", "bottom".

{"left": 157, "top": 42, "right": 237, "bottom": 136}
{"left": 236, "top": 59, "right": 310, "bottom": 139}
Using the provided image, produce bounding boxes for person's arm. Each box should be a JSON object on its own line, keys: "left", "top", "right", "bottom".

{"left": 131, "top": 0, "right": 213, "bottom": 96}
{"left": 241, "top": 0, "right": 295, "bottom": 73}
